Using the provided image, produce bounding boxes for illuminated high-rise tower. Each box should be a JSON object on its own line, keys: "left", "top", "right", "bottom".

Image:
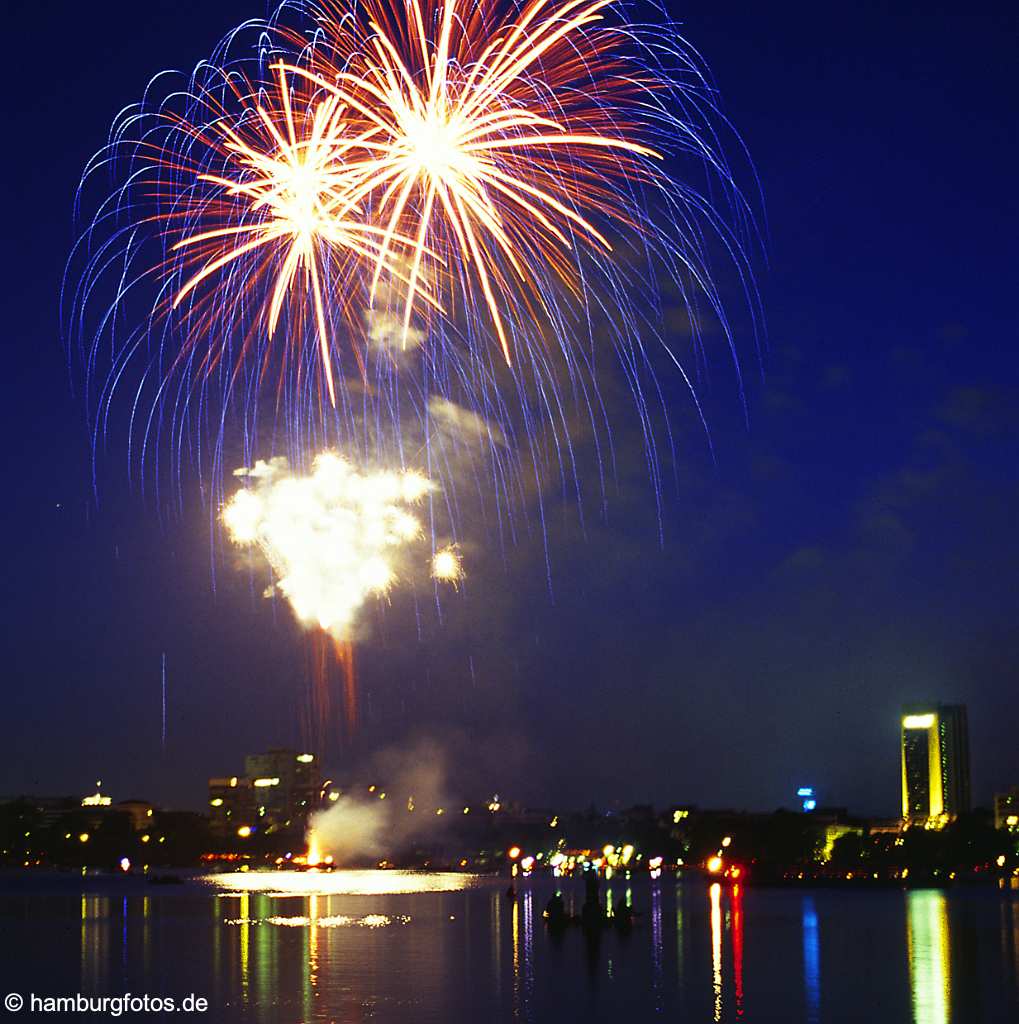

{"left": 901, "top": 704, "right": 970, "bottom": 826}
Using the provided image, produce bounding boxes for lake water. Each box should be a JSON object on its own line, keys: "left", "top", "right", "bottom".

{"left": 2, "top": 871, "right": 1017, "bottom": 1022}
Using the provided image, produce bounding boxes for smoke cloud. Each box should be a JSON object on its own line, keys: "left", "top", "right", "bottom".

{"left": 428, "top": 396, "right": 506, "bottom": 447}
{"left": 308, "top": 739, "right": 450, "bottom": 864}
{"left": 365, "top": 265, "right": 427, "bottom": 353}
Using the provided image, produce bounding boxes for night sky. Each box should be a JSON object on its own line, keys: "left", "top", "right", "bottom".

{"left": 4, "top": 0, "right": 1016, "bottom": 816}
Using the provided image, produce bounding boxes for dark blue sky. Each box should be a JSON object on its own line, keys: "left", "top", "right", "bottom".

{"left": 3, "top": 0, "right": 1016, "bottom": 815}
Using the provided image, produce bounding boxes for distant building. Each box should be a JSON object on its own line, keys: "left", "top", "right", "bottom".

{"left": 115, "top": 800, "right": 155, "bottom": 831}
{"left": 994, "top": 787, "right": 1019, "bottom": 832}
{"left": 208, "top": 777, "right": 253, "bottom": 837}
{"left": 81, "top": 780, "right": 111, "bottom": 808}
{"left": 866, "top": 817, "right": 904, "bottom": 835}
{"left": 900, "top": 704, "right": 970, "bottom": 826}
{"left": 18, "top": 795, "right": 79, "bottom": 828}
{"left": 208, "top": 749, "right": 322, "bottom": 838}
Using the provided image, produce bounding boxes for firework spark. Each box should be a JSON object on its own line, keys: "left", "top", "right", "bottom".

{"left": 222, "top": 453, "right": 433, "bottom": 635}
{"left": 283, "top": 0, "right": 671, "bottom": 358}
{"left": 431, "top": 545, "right": 464, "bottom": 585}
{"left": 171, "top": 65, "right": 448, "bottom": 404}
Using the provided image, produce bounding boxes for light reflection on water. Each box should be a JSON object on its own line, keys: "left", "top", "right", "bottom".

{"left": 907, "top": 889, "right": 951, "bottom": 1024}
{"left": 201, "top": 868, "right": 485, "bottom": 896}
{"left": 731, "top": 884, "right": 744, "bottom": 1019}
{"left": 1004, "top": 887, "right": 1019, "bottom": 1010}
{"left": 4, "top": 873, "right": 1017, "bottom": 1023}
{"left": 79, "top": 894, "right": 109, "bottom": 994}
{"left": 650, "top": 881, "right": 664, "bottom": 1011}
{"left": 238, "top": 890, "right": 249, "bottom": 1002}
{"left": 802, "top": 895, "right": 820, "bottom": 1023}
{"left": 709, "top": 882, "right": 723, "bottom": 1021}
{"left": 225, "top": 912, "right": 409, "bottom": 928}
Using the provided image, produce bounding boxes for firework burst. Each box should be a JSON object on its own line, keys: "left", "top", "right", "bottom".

{"left": 222, "top": 453, "right": 433, "bottom": 634}
{"left": 65, "top": 0, "right": 762, "bottom": 750}
{"left": 279, "top": 0, "right": 664, "bottom": 362}
{"left": 67, "top": 0, "right": 759, "bottom": 502}
{"left": 169, "top": 65, "right": 380, "bottom": 405}
{"left": 152, "top": 64, "right": 443, "bottom": 407}
{"left": 431, "top": 544, "right": 464, "bottom": 585}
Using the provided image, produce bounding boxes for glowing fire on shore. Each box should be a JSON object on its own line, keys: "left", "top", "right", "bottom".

{"left": 288, "top": 829, "right": 333, "bottom": 868}
{"left": 305, "top": 830, "right": 328, "bottom": 867}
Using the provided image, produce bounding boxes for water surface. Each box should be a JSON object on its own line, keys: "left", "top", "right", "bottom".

{"left": 2, "top": 871, "right": 1017, "bottom": 1022}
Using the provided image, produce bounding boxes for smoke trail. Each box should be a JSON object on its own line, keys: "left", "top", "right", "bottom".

{"left": 308, "top": 740, "right": 449, "bottom": 864}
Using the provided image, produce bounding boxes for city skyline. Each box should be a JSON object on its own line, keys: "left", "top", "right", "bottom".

{"left": 4, "top": 699, "right": 1002, "bottom": 826}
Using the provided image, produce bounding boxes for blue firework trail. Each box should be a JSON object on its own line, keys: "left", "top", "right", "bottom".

{"left": 63, "top": 0, "right": 763, "bottom": 591}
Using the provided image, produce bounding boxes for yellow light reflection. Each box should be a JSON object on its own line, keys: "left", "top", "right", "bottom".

{"left": 79, "top": 894, "right": 87, "bottom": 983}
{"left": 79, "top": 896, "right": 109, "bottom": 994}
{"left": 710, "top": 882, "right": 723, "bottom": 1022}
{"left": 491, "top": 890, "right": 502, "bottom": 1000}
{"left": 143, "top": 896, "right": 152, "bottom": 976}
{"left": 303, "top": 892, "right": 319, "bottom": 1022}
{"left": 238, "top": 892, "right": 250, "bottom": 1003}
{"left": 521, "top": 890, "right": 534, "bottom": 1016}
{"left": 203, "top": 869, "right": 482, "bottom": 896}
{"left": 512, "top": 895, "right": 521, "bottom": 1020}
{"left": 309, "top": 893, "right": 319, "bottom": 982}
{"left": 253, "top": 893, "right": 277, "bottom": 1009}
{"left": 675, "top": 886, "right": 685, "bottom": 987}
{"left": 906, "top": 890, "right": 951, "bottom": 1024}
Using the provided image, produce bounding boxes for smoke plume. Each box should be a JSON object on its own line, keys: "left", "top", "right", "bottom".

{"left": 308, "top": 739, "right": 450, "bottom": 864}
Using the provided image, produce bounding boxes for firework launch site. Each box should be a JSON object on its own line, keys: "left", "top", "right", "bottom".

{"left": 3, "top": 746, "right": 1015, "bottom": 891}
